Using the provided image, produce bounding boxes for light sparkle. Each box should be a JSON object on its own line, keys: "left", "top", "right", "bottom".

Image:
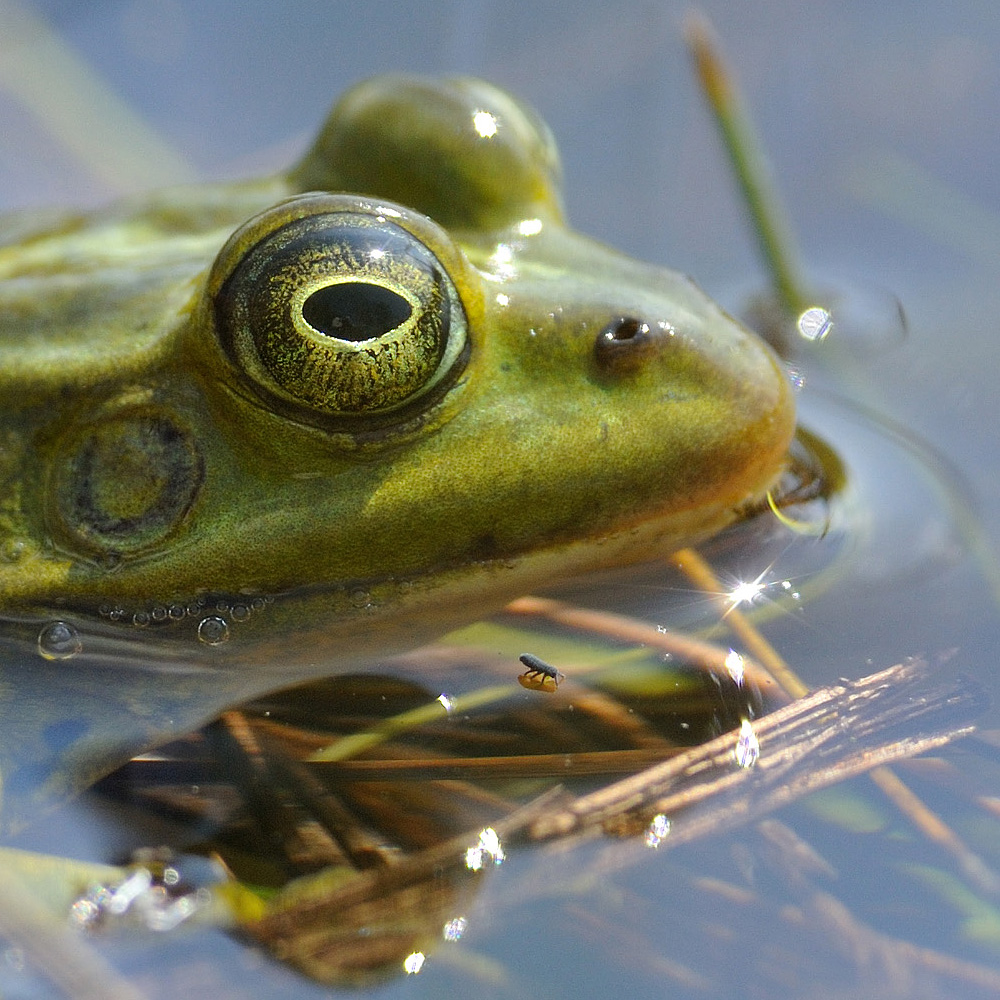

{"left": 403, "top": 952, "right": 426, "bottom": 974}
{"left": 725, "top": 649, "right": 745, "bottom": 686}
{"left": 472, "top": 110, "right": 498, "bottom": 138}
{"left": 735, "top": 719, "right": 760, "bottom": 769}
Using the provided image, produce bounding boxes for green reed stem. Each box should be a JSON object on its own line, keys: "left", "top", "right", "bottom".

{"left": 686, "top": 12, "right": 810, "bottom": 316}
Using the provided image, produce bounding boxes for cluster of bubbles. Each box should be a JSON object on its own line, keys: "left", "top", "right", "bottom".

{"left": 98, "top": 594, "right": 270, "bottom": 630}
{"left": 68, "top": 856, "right": 219, "bottom": 933}
{"left": 37, "top": 594, "right": 275, "bottom": 658}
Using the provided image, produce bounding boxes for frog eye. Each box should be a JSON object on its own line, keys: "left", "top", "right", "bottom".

{"left": 212, "top": 203, "right": 469, "bottom": 422}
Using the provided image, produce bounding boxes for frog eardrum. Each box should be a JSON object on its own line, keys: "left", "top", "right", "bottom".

{"left": 211, "top": 194, "right": 470, "bottom": 426}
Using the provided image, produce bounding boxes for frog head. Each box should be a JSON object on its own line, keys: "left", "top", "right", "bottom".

{"left": 0, "top": 76, "right": 794, "bottom": 674}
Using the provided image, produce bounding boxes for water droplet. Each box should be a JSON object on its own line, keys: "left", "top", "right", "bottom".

{"left": 465, "top": 827, "right": 505, "bottom": 871}
{"left": 797, "top": 306, "right": 833, "bottom": 342}
{"left": 735, "top": 719, "right": 760, "bottom": 769}
{"left": 350, "top": 588, "right": 371, "bottom": 609}
{"left": 38, "top": 621, "right": 82, "bottom": 660}
{"left": 197, "top": 616, "right": 230, "bottom": 646}
{"left": 68, "top": 898, "right": 101, "bottom": 930}
{"left": 644, "top": 813, "right": 671, "bottom": 848}
{"left": 442, "top": 916, "right": 468, "bottom": 942}
{"left": 437, "top": 693, "right": 456, "bottom": 713}
{"left": 725, "top": 649, "right": 745, "bottom": 686}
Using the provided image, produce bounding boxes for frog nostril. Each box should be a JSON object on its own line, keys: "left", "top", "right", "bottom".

{"left": 594, "top": 316, "right": 661, "bottom": 372}
{"left": 602, "top": 317, "right": 648, "bottom": 342}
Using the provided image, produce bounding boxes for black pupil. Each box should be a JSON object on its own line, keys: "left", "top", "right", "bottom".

{"left": 302, "top": 282, "right": 412, "bottom": 342}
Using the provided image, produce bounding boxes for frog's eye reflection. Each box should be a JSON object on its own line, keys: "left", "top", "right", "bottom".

{"left": 213, "top": 209, "right": 469, "bottom": 424}
{"left": 300, "top": 282, "right": 413, "bottom": 343}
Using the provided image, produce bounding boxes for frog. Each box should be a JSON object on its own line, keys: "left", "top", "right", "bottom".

{"left": 0, "top": 76, "right": 794, "bottom": 829}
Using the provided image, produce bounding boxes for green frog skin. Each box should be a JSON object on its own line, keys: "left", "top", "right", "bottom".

{"left": 0, "top": 77, "right": 794, "bottom": 825}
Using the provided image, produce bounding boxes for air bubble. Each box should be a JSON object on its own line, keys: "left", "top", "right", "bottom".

{"left": 0, "top": 539, "right": 27, "bottom": 562}
{"left": 350, "top": 589, "right": 371, "bottom": 609}
{"left": 168, "top": 604, "right": 185, "bottom": 620}
{"left": 38, "top": 621, "right": 82, "bottom": 660}
{"left": 132, "top": 612, "right": 150, "bottom": 628}
{"left": 197, "top": 616, "right": 230, "bottom": 646}
{"left": 151, "top": 605, "right": 168, "bottom": 622}
{"left": 231, "top": 604, "right": 250, "bottom": 622}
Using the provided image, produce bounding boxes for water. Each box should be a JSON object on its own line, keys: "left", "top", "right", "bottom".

{"left": 2, "top": 1, "right": 999, "bottom": 997}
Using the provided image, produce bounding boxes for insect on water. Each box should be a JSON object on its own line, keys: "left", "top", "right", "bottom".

{"left": 517, "top": 652, "right": 566, "bottom": 692}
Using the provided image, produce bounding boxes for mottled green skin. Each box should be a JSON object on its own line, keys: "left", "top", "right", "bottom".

{"left": 0, "top": 76, "right": 793, "bottom": 680}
